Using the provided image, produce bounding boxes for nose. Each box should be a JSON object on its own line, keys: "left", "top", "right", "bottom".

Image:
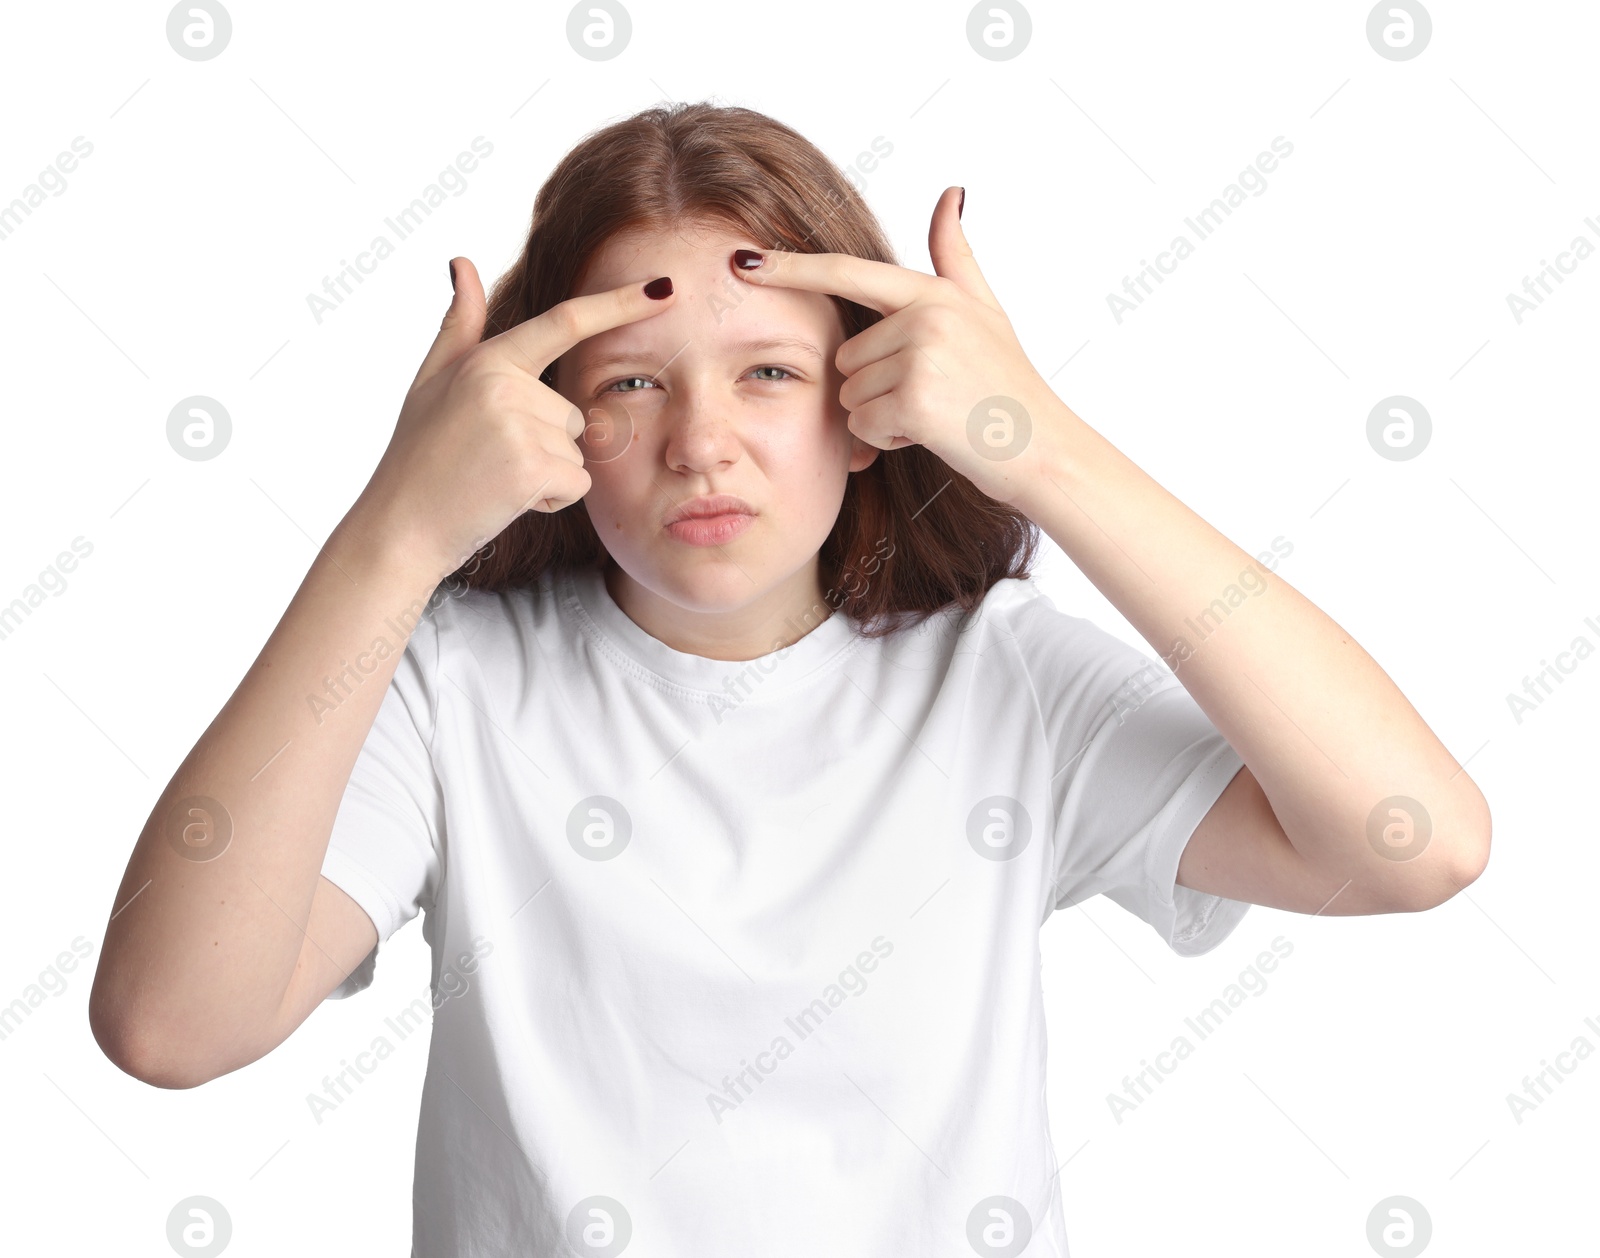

{"left": 659, "top": 377, "right": 743, "bottom": 476}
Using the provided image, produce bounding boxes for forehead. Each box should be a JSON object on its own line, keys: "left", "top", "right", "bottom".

{"left": 568, "top": 222, "right": 843, "bottom": 357}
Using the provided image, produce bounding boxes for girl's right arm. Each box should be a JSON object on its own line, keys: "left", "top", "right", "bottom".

{"left": 89, "top": 257, "right": 679, "bottom": 1088}
{"left": 88, "top": 508, "right": 445, "bottom": 1089}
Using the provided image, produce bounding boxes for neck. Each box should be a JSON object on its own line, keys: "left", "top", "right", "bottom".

{"left": 601, "top": 558, "right": 834, "bottom": 661}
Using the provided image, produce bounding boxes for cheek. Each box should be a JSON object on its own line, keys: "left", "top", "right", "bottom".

{"left": 581, "top": 442, "right": 654, "bottom": 526}
{"left": 764, "top": 433, "right": 852, "bottom": 516}
{"left": 765, "top": 403, "right": 850, "bottom": 464}
{"left": 577, "top": 402, "right": 639, "bottom": 466}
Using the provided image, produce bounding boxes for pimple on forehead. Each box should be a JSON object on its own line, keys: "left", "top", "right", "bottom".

{"left": 572, "top": 228, "right": 844, "bottom": 355}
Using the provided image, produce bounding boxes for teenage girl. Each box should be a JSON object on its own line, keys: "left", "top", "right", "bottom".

{"left": 90, "top": 101, "right": 1490, "bottom": 1257}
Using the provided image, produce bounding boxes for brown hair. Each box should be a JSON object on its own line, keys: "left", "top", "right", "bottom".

{"left": 455, "top": 99, "right": 1040, "bottom": 637}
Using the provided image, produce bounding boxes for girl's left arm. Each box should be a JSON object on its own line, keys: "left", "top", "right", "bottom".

{"left": 1009, "top": 402, "right": 1490, "bottom": 917}
{"left": 733, "top": 186, "right": 1490, "bottom": 916}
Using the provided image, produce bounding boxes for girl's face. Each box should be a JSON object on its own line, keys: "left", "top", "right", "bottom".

{"left": 554, "top": 222, "right": 879, "bottom": 656}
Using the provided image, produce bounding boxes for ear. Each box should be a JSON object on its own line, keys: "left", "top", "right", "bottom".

{"left": 849, "top": 436, "right": 881, "bottom": 472}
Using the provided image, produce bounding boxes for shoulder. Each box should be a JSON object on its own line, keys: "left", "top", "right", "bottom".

{"left": 428, "top": 570, "right": 567, "bottom": 634}
{"left": 409, "top": 577, "right": 567, "bottom": 682}
{"left": 969, "top": 576, "right": 1174, "bottom": 711}
{"left": 967, "top": 576, "right": 1141, "bottom": 662}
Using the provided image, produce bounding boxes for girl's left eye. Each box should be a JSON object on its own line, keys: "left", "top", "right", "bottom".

{"left": 749, "top": 366, "right": 793, "bottom": 382}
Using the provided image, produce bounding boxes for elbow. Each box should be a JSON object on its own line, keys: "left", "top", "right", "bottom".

{"left": 93, "top": 1021, "right": 215, "bottom": 1090}
{"left": 1395, "top": 824, "right": 1492, "bottom": 913}
{"left": 89, "top": 986, "right": 215, "bottom": 1091}
{"left": 1387, "top": 780, "right": 1492, "bottom": 912}
{"left": 1456, "top": 823, "right": 1492, "bottom": 891}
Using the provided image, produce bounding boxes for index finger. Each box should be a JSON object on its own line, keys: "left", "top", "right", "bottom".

{"left": 731, "top": 247, "right": 933, "bottom": 315}
{"left": 484, "top": 275, "right": 677, "bottom": 378}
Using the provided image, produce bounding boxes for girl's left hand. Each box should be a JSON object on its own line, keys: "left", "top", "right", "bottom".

{"left": 730, "top": 186, "right": 1067, "bottom": 508}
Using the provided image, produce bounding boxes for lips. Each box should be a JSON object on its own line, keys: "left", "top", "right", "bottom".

{"left": 663, "top": 493, "right": 756, "bottom": 526}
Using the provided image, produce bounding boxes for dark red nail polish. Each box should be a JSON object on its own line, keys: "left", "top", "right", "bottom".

{"left": 958, "top": 187, "right": 965, "bottom": 219}
{"left": 449, "top": 259, "right": 457, "bottom": 291}
{"left": 644, "top": 276, "right": 673, "bottom": 299}
{"left": 733, "top": 249, "right": 764, "bottom": 270}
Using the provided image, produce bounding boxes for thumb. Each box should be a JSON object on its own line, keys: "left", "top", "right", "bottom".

{"left": 414, "top": 256, "right": 488, "bottom": 384}
{"left": 928, "top": 187, "right": 1001, "bottom": 313}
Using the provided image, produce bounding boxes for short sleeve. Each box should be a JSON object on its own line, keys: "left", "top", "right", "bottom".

{"left": 318, "top": 602, "right": 445, "bottom": 998}
{"left": 1011, "top": 590, "right": 1251, "bottom": 956}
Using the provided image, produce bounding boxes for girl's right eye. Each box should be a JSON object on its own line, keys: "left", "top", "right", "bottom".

{"left": 605, "top": 376, "right": 658, "bottom": 393}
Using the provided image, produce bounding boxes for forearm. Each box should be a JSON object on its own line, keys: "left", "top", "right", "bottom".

{"left": 90, "top": 505, "right": 443, "bottom": 1072}
{"left": 1012, "top": 402, "right": 1490, "bottom": 903}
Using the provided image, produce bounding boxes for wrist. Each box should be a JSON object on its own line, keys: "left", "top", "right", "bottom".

{"left": 1004, "top": 399, "right": 1091, "bottom": 518}
{"left": 327, "top": 501, "right": 447, "bottom": 599}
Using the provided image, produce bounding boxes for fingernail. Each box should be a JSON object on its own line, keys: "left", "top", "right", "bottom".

{"left": 733, "top": 249, "right": 764, "bottom": 270}
{"left": 449, "top": 259, "right": 457, "bottom": 292}
{"left": 958, "top": 187, "right": 965, "bottom": 220}
{"left": 644, "top": 276, "right": 673, "bottom": 299}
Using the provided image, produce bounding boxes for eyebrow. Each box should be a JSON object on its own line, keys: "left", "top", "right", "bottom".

{"left": 578, "top": 335, "right": 826, "bottom": 374}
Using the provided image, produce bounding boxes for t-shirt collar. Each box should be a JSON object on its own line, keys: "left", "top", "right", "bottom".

{"left": 557, "top": 564, "right": 860, "bottom": 697}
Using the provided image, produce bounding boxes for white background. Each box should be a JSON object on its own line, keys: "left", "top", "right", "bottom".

{"left": 1, "top": 1, "right": 1594, "bottom": 1254}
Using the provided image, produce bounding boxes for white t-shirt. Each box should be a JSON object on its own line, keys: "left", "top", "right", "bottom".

{"left": 318, "top": 562, "right": 1250, "bottom": 1257}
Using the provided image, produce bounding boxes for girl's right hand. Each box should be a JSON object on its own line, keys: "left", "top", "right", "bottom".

{"left": 354, "top": 256, "right": 675, "bottom": 584}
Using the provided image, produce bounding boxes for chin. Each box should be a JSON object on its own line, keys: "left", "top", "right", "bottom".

{"left": 658, "top": 559, "right": 779, "bottom": 612}
{"left": 608, "top": 545, "right": 761, "bottom": 609}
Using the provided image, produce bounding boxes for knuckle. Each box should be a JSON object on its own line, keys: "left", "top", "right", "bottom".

{"left": 456, "top": 345, "right": 500, "bottom": 387}
{"left": 474, "top": 372, "right": 520, "bottom": 414}
{"left": 918, "top": 303, "right": 961, "bottom": 338}
{"left": 547, "top": 300, "right": 584, "bottom": 341}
